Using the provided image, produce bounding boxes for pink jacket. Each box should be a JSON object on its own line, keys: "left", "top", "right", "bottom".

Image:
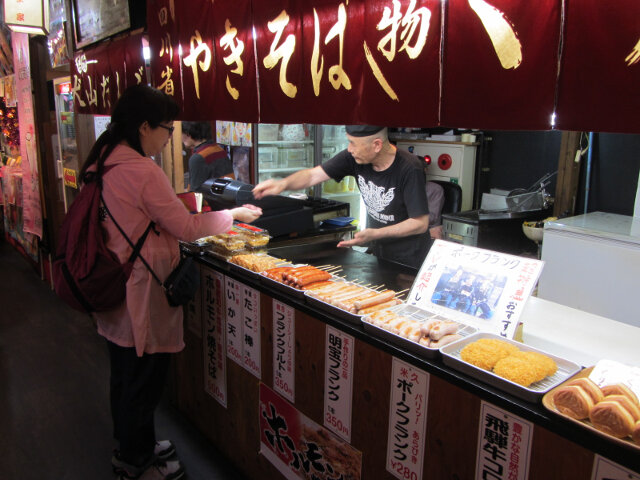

{"left": 92, "top": 145, "right": 233, "bottom": 356}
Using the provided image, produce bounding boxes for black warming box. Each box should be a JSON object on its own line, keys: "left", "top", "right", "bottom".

{"left": 197, "top": 178, "right": 351, "bottom": 241}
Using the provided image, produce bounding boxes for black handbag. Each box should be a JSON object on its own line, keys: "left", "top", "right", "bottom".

{"left": 162, "top": 256, "right": 200, "bottom": 306}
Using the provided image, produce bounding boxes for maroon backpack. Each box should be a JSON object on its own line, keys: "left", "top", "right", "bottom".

{"left": 53, "top": 166, "right": 154, "bottom": 313}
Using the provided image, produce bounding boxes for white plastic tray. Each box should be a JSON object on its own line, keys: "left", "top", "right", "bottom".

{"left": 362, "top": 304, "right": 477, "bottom": 358}
{"left": 305, "top": 280, "right": 370, "bottom": 325}
{"left": 440, "top": 332, "right": 582, "bottom": 402}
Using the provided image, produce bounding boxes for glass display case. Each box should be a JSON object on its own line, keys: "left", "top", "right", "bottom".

{"left": 53, "top": 77, "right": 79, "bottom": 211}
{"left": 254, "top": 123, "right": 364, "bottom": 226}
{"left": 255, "top": 123, "right": 315, "bottom": 196}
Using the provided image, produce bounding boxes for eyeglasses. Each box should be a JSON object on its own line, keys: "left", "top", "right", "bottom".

{"left": 158, "top": 124, "right": 175, "bottom": 135}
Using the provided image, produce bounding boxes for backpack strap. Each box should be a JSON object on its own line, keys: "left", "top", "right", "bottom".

{"left": 100, "top": 194, "right": 164, "bottom": 287}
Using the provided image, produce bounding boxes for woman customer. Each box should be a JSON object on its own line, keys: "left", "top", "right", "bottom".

{"left": 78, "top": 85, "right": 262, "bottom": 480}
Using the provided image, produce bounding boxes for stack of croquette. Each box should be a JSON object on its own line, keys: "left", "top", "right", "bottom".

{"left": 460, "top": 338, "right": 557, "bottom": 387}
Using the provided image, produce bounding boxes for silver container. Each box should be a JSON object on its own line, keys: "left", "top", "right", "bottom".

{"left": 440, "top": 332, "right": 582, "bottom": 403}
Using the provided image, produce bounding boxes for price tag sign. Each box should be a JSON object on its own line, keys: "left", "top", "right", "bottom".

{"left": 323, "top": 326, "right": 354, "bottom": 442}
{"left": 201, "top": 267, "right": 227, "bottom": 407}
{"left": 475, "top": 402, "right": 533, "bottom": 480}
{"left": 386, "top": 357, "right": 429, "bottom": 480}
{"left": 273, "top": 300, "right": 295, "bottom": 403}
{"left": 242, "top": 285, "right": 261, "bottom": 379}
{"left": 225, "top": 276, "right": 243, "bottom": 366}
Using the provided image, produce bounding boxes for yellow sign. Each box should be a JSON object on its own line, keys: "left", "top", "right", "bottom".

{"left": 63, "top": 168, "right": 78, "bottom": 188}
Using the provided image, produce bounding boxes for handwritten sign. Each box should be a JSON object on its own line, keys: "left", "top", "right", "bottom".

{"left": 225, "top": 276, "right": 243, "bottom": 366}
{"left": 323, "top": 326, "right": 354, "bottom": 443}
{"left": 386, "top": 357, "right": 429, "bottom": 480}
{"left": 202, "top": 267, "right": 227, "bottom": 407}
{"left": 273, "top": 300, "right": 295, "bottom": 403}
{"left": 475, "top": 402, "right": 533, "bottom": 480}
{"left": 242, "top": 284, "right": 261, "bottom": 378}
{"left": 407, "top": 240, "right": 544, "bottom": 339}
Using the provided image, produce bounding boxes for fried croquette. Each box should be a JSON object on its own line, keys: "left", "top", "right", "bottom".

{"left": 460, "top": 338, "right": 519, "bottom": 371}
{"left": 512, "top": 350, "right": 557, "bottom": 377}
{"left": 493, "top": 356, "right": 543, "bottom": 387}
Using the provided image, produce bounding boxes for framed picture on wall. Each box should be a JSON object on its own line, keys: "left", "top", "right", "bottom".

{"left": 71, "top": 0, "right": 131, "bottom": 49}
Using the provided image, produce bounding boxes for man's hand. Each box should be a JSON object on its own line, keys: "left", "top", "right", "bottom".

{"left": 337, "top": 228, "right": 379, "bottom": 247}
{"left": 252, "top": 179, "right": 286, "bottom": 199}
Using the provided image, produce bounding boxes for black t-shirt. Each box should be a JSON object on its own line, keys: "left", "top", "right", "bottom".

{"left": 322, "top": 148, "right": 429, "bottom": 268}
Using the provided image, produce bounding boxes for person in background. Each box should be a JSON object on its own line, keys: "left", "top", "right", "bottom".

{"left": 426, "top": 180, "right": 445, "bottom": 240}
{"left": 253, "top": 125, "right": 429, "bottom": 269}
{"left": 181, "top": 121, "right": 234, "bottom": 191}
{"left": 79, "top": 85, "right": 261, "bottom": 480}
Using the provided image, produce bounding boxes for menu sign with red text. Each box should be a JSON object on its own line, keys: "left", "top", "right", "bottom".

{"left": 225, "top": 276, "right": 243, "bottom": 366}
{"left": 273, "top": 300, "right": 295, "bottom": 403}
{"left": 407, "top": 240, "right": 543, "bottom": 339}
{"left": 475, "top": 402, "right": 533, "bottom": 480}
{"left": 241, "top": 284, "right": 261, "bottom": 379}
{"left": 323, "top": 326, "right": 354, "bottom": 443}
{"left": 202, "top": 267, "right": 227, "bottom": 407}
{"left": 386, "top": 357, "right": 430, "bottom": 480}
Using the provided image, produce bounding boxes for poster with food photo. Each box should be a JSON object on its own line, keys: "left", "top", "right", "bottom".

{"left": 406, "top": 240, "right": 544, "bottom": 339}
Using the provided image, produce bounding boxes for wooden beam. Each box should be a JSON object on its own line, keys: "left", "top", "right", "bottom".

{"left": 554, "top": 131, "right": 582, "bottom": 217}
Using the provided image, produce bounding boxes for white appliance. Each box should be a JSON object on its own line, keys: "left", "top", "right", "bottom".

{"left": 396, "top": 141, "right": 477, "bottom": 211}
{"left": 538, "top": 211, "right": 640, "bottom": 328}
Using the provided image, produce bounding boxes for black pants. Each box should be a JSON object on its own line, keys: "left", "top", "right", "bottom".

{"left": 107, "top": 341, "right": 170, "bottom": 467}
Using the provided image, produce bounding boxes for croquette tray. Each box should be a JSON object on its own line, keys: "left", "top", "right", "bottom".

{"left": 305, "top": 280, "right": 376, "bottom": 325}
{"left": 542, "top": 367, "right": 640, "bottom": 452}
{"left": 362, "top": 304, "right": 478, "bottom": 358}
{"left": 440, "top": 332, "right": 582, "bottom": 403}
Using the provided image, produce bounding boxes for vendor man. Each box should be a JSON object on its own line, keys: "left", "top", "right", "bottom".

{"left": 253, "top": 125, "right": 430, "bottom": 269}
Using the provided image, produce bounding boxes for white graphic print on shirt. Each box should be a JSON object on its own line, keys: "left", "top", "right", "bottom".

{"left": 358, "top": 175, "right": 396, "bottom": 224}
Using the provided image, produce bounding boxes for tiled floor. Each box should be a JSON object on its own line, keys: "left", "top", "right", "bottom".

{"left": 0, "top": 239, "right": 247, "bottom": 480}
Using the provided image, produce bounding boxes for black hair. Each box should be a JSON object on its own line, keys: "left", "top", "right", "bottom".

{"left": 79, "top": 84, "right": 180, "bottom": 184}
{"left": 181, "top": 121, "right": 212, "bottom": 141}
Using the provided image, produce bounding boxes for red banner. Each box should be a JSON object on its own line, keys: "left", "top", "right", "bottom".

{"left": 211, "top": 0, "right": 259, "bottom": 122}
{"left": 177, "top": 2, "right": 218, "bottom": 120}
{"left": 357, "top": 0, "right": 440, "bottom": 127}
{"left": 555, "top": 0, "right": 640, "bottom": 134}
{"left": 147, "top": 0, "right": 185, "bottom": 111}
{"left": 253, "top": 1, "right": 307, "bottom": 123}
{"left": 73, "top": 33, "right": 145, "bottom": 115}
{"left": 440, "top": 0, "right": 560, "bottom": 130}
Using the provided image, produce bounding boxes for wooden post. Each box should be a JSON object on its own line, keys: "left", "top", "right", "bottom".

{"left": 554, "top": 131, "right": 582, "bottom": 217}
{"left": 161, "top": 120, "right": 184, "bottom": 192}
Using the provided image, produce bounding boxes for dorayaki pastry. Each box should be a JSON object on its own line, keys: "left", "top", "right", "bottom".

{"left": 566, "top": 377, "right": 604, "bottom": 404}
{"left": 633, "top": 420, "right": 640, "bottom": 444}
{"left": 604, "top": 395, "right": 640, "bottom": 422}
{"left": 601, "top": 383, "right": 639, "bottom": 405}
{"left": 553, "top": 385, "right": 595, "bottom": 420}
{"left": 589, "top": 399, "right": 636, "bottom": 438}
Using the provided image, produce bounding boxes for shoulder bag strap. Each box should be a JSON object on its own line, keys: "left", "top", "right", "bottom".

{"left": 100, "top": 194, "right": 164, "bottom": 287}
